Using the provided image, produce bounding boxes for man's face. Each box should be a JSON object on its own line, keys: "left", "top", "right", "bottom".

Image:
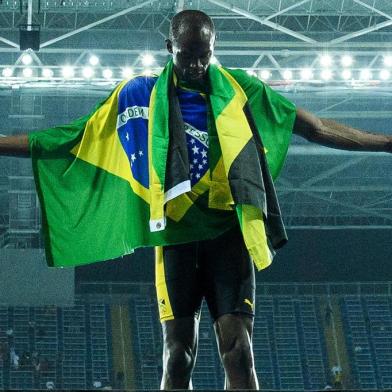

{"left": 167, "top": 27, "right": 215, "bottom": 82}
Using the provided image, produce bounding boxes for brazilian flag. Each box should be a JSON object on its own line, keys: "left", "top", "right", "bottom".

{"left": 29, "top": 61, "right": 296, "bottom": 268}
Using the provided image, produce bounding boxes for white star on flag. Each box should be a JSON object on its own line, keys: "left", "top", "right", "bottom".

{"left": 126, "top": 133, "right": 130, "bottom": 141}
{"left": 131, "top": 153, "right": 136, "bottom": 162}
{"left": 138, "top": 150, "right": 143, "bottom": 156}
{"left": 185, "top": 124, "right": 209, "bottom": 187}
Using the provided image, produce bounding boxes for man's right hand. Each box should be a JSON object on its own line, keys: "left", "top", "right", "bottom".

{"left": 0, "top": 135, "right": 30, "bottom": 157}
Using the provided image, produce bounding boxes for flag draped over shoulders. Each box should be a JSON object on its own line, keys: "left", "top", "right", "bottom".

{"left": 29, "top": 60, "right": 296, "bottom": 268}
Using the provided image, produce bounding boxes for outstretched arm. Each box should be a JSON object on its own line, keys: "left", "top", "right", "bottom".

{"left": 293, "top": 107, "right": 392, "bottom": 153}
{"left": 0, "top": 134, "right": 30, "bottom": 157}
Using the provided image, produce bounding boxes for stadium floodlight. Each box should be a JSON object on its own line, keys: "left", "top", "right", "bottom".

{"left": 379, "top": 69, "right": 390, "bottom": 80}
{"left": 89, "top": 55, "right": 99, "bottom": 66}
{"left": 246, "top": 69, "right": 257, "bottom": 77}
{"left": 321, "top": 69, "right": 333, "bottom": 81}
{"left": 21, "top": 53, "right": 33, "bottom": 65}
{"left": 319, "top": 54, "right": 332, "bottom": 67}
{"left": 141, "top": 53, "right": 155, "bottom": 67}
{"left": 383, "top": 55, "right": 392, "bottom": 67}
{"left": 259, "top": 69, "right": 271, "bottom": 80}
{"left": 282, "top": 69, "right": 293, "bottom": 80}
{"left": 2, "top": 67, "right": 13, "bottom": 77}
{"left": 22, "top": 67, "right": 33, "bottom": 78}
{"left": 142, "top": 69, "right": 153, "bottom": 76}
{"left": 122, "top": 67, "right": 134, "bottom": 79}
{"left": 42, "top": 68, "right": 54, "bottom": 78}
{"left": 102, "top": 68, "right": 113, "bottom": 79}
{"left": 341, "top": 69, "right": 352, "bottom": 80}
{"left": 62, "top": 65, "right": 74, "bottom": 79}
{"left": 360, "top": 69, "right": 372, "bottom": 80}
{"left": 300, "top": 68, "right": 313, "bottom": 80}
{"left": 341, "top": 55, "right": 353, "bottom": 67}
{"left": 82, "top": 66, "right": 94, "bottom": 79}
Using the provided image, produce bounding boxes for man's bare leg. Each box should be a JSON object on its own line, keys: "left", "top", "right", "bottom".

{"left": 161, "top": 316, "right": 199, "bottom": 390}
{"left": 214, "top": 313, "right": 259, "bottom": 390}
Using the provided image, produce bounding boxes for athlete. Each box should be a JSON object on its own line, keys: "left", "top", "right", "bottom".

{"left": 1, "top": 9, "right": 391, "bottom": 391}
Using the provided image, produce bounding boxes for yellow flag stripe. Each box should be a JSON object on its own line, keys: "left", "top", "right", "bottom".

{"left": 215, "top": 68, "right": 253, "bottom": 172}
{"left": 155, "top": 246, "right": 174, "bottom": 321}
{"left": 165, "top": 169, "right": 210, "bottom": 222}
{"left": 70, "top": 79, "right": 149, "bottom": 203}
{"left": 241, "top": 205, "right": 272, "bottom": 271}
{"left": 208, "top": 156, "right": 234, "bottom": 210}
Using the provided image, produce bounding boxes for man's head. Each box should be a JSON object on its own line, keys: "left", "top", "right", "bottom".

{"left": 166, "top": 10, "right": 216, "bottom": 82}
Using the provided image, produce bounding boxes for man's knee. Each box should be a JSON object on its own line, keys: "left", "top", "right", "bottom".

{"left": 221, "top": 336, "right": 254, "bottom": 373}
{"left": 164, "top": 342, "right": 196, "bottom": 376}
{"left": 215, "top": 314, "right": 255, "bottom": 373}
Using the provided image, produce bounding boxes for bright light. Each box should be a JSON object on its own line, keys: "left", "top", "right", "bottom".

{"left": 102, "top": 68, "right": 113, "bottom": 79}
{"left": 89, "top": 55, "right": 99, "bottom": 66}
{"left": 141, "top": 53, "right": 155, "bottom": 67}
{"left": 2, "top": 67, "right": 13, "bottom": 77}
{"left": 142, "top": 69, "right": 153, "bottom": 76}
{"left": 360, "top": 69, "right": 372, "bottom": 80}
{"left": 82, "top": 66, "right": 94, "bottom": 79}
{"left": 210, "top": 56, "right": 219, "bottom": 65}
{"left": 259, "top": 69, "right": 271, "bottom": 80}
{"left": 321, "top": 69, "right": 333, "bottom": 81}
{"left": 341, "top": 69, "right": 352, "bottom": 80}
{"left": 122, "top": 67, "right": 134, "bottom": 79}
{"left": 22, "top": 67, "right": 33, "bottom": 78}
{"left": 282, "top": 69, "right": 293, "bottom": 80}
{"left": 383, "top": 55, "right": 392, "bottom": 67}
{"left": 341, "top": 55, "right": 353, "bottom": 67}
{"left": 319, "top": 54, "right": 332, "bottom": 67}
{"left": 42, "top": 68, "right": 54, "bottom": 78}
{"left": 300, "top": 68, "right": 313, "bottom": 80}
{"left": 62, "top": 66, "right": 74, "bottom": 79}
{"left": 21, "top": 53, "right": 33, "bottom": 65}
{"left": 379, "top": 69, "right": 390, "bottom": 80}
{"left": 246, "top": 69, "right": 257, "bottom": 77}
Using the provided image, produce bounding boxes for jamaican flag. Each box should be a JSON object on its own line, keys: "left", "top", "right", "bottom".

{"left": 29, "top": 60, "right": 296, "bottom": 268}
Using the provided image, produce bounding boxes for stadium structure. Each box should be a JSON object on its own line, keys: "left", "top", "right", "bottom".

{"left": 0, "top": 0, "right": 392, "bottom": 391}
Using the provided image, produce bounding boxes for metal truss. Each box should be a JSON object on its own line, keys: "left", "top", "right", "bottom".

{"left": 277, "top": 150, "right": 392, "bottom": 228}
{"left": 2, "top": 1, "right": 392, "bottom": 47}
{"left": 1, "top": 1, "right": 392, "bottom": 88}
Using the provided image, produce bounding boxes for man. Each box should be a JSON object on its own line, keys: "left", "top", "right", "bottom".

{"left": 1, "top": 9, "right": 391, "bottom": 391}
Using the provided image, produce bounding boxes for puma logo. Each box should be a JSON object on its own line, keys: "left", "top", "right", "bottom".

{"left": 244, "top": 298, "right": 254, "bottom": 310}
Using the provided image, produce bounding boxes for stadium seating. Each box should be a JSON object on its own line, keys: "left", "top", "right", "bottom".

{"left": 340, "top": 295, "right": 392, "bottom": 390}
{"left": 1, "top": 290, "right": 392, "bottom": 391}
{"left": 363, "top": 296, "right": 392, "bottom": 389}
{"left": 0, "top": 298, "right": 112, "bottom": 390}
{"left": 128, "top": 296, "right": 161, "bottom": 389}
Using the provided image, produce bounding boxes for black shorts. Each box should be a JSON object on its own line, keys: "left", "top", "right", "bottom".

{"left": 155, "top": 225, "right": 256, "bottom": 322}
